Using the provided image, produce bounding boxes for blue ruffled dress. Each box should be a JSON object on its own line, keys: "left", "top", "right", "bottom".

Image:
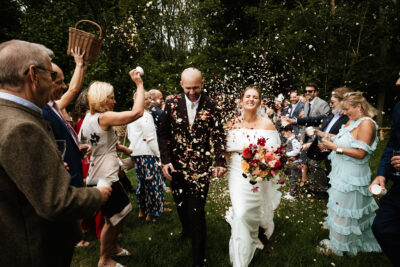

{"left": 324, "top": 117, "right": 381, "bottom": 256}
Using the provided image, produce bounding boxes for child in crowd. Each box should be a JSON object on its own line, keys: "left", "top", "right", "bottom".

{"left": 280, "top": 125, "right": 301, "bottom": 200}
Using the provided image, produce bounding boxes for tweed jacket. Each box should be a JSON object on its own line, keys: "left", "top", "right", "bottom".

{"left": 0, "top": 98, "right": 102, "bottom": 266}
{"left": 158, "top": 93, "right": 226, "bottom": 182}
{"left": 42, "top": 104, "right": 84, "bottom": 187}
{"left": 303, "top": 97, "right": 330, "bottom": 117}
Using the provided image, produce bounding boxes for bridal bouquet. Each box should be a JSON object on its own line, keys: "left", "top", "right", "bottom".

{"left": 241, "top": 137, "right": 287, "bottom": 185}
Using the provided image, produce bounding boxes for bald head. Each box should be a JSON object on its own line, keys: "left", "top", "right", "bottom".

{"left": 50, "top": 62, "right": 66, "bottom": 101}
{"left": 148, "top": 89, "right": 164, "bottom": 108}
{"left": 180, "top": 67, "right": 204, "bottom": 102}
{"left": 181, "top": 67, "right": 202, "bottom": 81}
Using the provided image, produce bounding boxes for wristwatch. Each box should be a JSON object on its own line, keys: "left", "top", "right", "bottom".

{"left": 336, "top": 148, "right": 344, "bottom": 154}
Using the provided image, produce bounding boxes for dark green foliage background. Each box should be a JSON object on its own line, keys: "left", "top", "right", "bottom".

{"left": 1, "top": 0, "right": 400, "bottom": 119}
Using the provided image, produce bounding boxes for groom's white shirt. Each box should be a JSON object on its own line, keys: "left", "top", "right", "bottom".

{"left": 185, "top": 94, "right": 201, "bottom": 121}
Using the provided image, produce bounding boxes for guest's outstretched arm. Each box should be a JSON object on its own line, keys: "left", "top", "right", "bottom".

{"left": 99, "top": 69, "right": 145, "bottom": 128}
{"left": 57, "top": 47, "right": 88, "bottom": 110}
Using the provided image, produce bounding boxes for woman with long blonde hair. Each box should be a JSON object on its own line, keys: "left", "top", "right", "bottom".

{"left": 318, "top": 91, "right": 381, "bottom": 256}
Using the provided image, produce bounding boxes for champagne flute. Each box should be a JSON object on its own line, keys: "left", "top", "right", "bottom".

{"left": 393, "top": 150, "right": 400, "bottom": 176}
{"left": 56, "top": 140, "right": 66, "bottom": 160}
{"left": 317, "top": 132, "right": 330, "bottom": 152}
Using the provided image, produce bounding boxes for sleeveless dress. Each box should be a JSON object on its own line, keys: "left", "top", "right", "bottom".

{"left": 225, "top": 129, "right": 282, "bottom": 267}
{"left": 324, "top": 117, "right": 381, "bottom": 255}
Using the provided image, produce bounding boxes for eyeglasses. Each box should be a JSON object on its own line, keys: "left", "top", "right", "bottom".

{"left": 24, "top": 66, "right": 57, "bottom": 81}
{"left": 305, "top": 90, "right": 314, "bottom": 93}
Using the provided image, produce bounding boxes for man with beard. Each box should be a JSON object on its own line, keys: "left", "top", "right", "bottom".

{"left": 286, "top": 87, "right": 350, "bottom": 199}
{"left": 286, "top": 90, "right": 304, "bottom": 135}
{"left": 42, "top": 47, "right": 89, "bottom": 188}
{"left": 158, "top": 67, "right": 226, "bottom": 266}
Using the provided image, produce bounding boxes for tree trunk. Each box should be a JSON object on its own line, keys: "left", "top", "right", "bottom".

{"left": 376, "top": 5, "right": 389, "bottom": 126}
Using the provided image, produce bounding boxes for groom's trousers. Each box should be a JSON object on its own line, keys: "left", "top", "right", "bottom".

{"left": 171, "top": 171, "right": 209, "bottom": 267}
{"left": 372, "top": 182, "right": 400, "bottom": 266}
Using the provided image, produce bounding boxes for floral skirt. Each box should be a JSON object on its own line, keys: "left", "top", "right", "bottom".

{"left": 133, "top": 155, "right": 164, "bottom": 216}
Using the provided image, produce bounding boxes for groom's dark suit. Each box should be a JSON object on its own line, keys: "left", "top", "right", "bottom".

{"left": 158, "top": 93, "right": 226, "bottom": 266}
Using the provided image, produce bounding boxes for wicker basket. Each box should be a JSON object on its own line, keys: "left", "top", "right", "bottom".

{"left": 67, "top": 20, "right": 103, "bottom": 63}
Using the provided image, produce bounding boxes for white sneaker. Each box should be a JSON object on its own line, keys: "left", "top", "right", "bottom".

{"left": 283, "top": 192, "right": 296, "bottom": 201}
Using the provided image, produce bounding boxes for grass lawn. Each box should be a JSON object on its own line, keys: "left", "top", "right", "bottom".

{"left": 72, "top": 137, "right": 392, "bottom": 267}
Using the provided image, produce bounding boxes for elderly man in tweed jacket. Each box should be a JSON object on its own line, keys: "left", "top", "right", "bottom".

{"left": 0, "top": 40, "right": 111, "bottom": 267}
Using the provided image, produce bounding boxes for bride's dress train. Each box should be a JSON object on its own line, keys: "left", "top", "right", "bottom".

{"left": 225, "top": 129, "right": 282, "bottom": 267}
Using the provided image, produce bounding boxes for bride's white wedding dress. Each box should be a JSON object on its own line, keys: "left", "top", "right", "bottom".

{"left": 225, "top": 129, "right": 282, "bottom": 267}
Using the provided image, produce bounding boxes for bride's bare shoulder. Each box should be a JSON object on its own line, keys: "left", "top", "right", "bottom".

{"left": 260, "top": 116, "right": 276, "bottom": 130}
{"left": 226, "top": 117, "right": 242, "bottom": 130}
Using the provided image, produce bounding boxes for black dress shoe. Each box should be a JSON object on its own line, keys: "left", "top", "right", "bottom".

{"left": 315, "top": 192, "right": 328, "bottom": 200}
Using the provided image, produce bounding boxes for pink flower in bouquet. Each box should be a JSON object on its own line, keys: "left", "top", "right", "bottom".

{"left": 264, "top": 152, "right": 275, "bottom": 162}
{"left": 252, "top": 166, "right": 261, "bottom": 176}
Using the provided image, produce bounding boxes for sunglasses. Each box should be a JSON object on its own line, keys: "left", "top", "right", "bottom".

{"left": 24, "top": 66, "right": 58, "bottom": 81}
{"left": 305, "top": 90, "right": 314, "bottom": 93}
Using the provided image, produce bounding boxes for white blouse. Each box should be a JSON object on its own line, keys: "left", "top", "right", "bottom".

{"left": 127, "top": 110, "right": 160, "bottom": 157}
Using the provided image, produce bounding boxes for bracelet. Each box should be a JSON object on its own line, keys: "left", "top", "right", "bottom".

{"left": 336, "top": 147, "right": 344, "bottom": 154}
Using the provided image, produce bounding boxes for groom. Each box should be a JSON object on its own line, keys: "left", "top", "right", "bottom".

{"left": 158, "top": 67, "right": 226, "bottom": 266}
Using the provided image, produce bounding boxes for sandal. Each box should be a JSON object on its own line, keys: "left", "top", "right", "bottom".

{"left": 146, "top": 214, "right": 156, "bottom": 222}
{"left": 75, "top": 240, "right": 90, "bottom": 247}
{"left": 114, "top": 248, "right": 131, "bottom": 257}
{"left": 138, "top": 209, "right": 146, "bottom": 218}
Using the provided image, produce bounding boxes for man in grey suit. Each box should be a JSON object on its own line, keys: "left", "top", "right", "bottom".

{"left": 303, "top": 83, "right": 330, "bottom": 118}
{"left": 0, "top": 40, "right": 111, "bottom": 266}
{"left": 302, "top": 83, "right": 330, "bottom": 198}
{"left": 286, "top": 91, "right": 304, "bottom": 135}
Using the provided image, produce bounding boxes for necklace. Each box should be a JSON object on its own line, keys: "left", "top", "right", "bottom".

{"left": 240, "top": 114, "right": 258, "bottom": 129}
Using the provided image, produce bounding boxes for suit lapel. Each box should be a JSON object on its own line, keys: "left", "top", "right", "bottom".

{"left": 45, "top": 105, "right": 79, "bottom": 149}
{"left": 192, "top": 94, "right": 206, "bottom": 127}
{"left": 178, "top": 93, "right": 190, "bottom": 130}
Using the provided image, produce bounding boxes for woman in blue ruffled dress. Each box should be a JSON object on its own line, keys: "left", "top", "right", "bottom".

{"left": 318, "top": 91, "right": 381, "bottom": 256}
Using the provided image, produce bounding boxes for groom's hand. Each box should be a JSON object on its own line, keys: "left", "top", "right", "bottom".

{"left": 162, "top": 163, "right": 175, "bottom": 181}
{"left": 214, "top": 167, "right": 226, "bottom": 177}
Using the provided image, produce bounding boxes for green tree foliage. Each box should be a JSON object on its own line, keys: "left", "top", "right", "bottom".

{"left": 1, "top": 0, "right": 399, "bottom": 118}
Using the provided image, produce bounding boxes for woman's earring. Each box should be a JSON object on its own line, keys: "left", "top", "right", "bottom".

{"left": 358, "top": 109, "right": 362, "bottom": 116}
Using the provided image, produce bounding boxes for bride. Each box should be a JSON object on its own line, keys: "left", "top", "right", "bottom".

{"left": 225, "top": 86, "right": 282, "bottom": 267}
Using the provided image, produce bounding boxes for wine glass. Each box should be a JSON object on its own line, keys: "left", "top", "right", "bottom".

{"left": 320, "top": 132, "right": 330, "bottom": 152}
{"left": 56, "top": 140, "right": 66, "bottom": 160}
{"left": 393, "top": 150, "right": 400, "bottom": 176}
